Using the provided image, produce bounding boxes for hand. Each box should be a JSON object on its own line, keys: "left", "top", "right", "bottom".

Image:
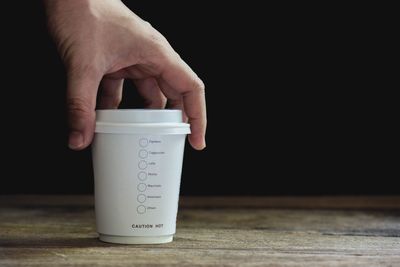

{"left": 43, "top": 0, "right": 206, "bottom": 150}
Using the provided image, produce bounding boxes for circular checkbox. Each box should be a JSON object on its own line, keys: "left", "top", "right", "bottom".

{"left": 137, "top": 183, "right": 147, "bottom": 192}
{"left": 139, "top": 138, "right": 148, "bottom": 147}
{"left": 137, "top": 205, "right": 146, "bottom": 214}
{"left": 138, "top": 160, "right": 147, "bottom": 170}
{"left": 139, "top": 149, "right": 148, "bottom": 159}
{"left": 137, "top": 194, "right": 146, "bottom": 203}
{"left": 138, "top": 171, "right": 147, "bottom": 181}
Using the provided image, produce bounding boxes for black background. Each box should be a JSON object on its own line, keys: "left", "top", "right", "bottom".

{"left": 1, "top": 1, "right": 397, "bottom": 195}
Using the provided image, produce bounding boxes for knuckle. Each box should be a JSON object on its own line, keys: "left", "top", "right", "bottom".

{"left": 147, "top": 33, "right": 166, "bottom": 51}
{"left": 146, "top": 32, "right": 172, "bottom": 57}
{"left": 142, "top": 20, "right": 152, "bottom": 28}
{"left": 191, "top": 78, "right": 205, "bottom": 94}
{"left": 67, "top": 97, "right": 92, "bottom": 117}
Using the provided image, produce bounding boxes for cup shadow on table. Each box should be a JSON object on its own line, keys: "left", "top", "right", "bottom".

{"left": 0, "top": 237, "right": 122, "bottom": 248}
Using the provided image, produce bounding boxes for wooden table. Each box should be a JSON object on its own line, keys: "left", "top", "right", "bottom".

{"left": 1, "top": 195, "right": 400, "bottom": 266}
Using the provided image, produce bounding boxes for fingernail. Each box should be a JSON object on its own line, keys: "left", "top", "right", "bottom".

{"left": 69, "top": 131, "right": 84, "bottom": 150}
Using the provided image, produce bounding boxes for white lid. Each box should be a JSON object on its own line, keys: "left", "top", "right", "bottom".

{"left": 97, "top": 109, "right": 184, "bottom": 123}
{"left": 95, "top": 109, "right": 190, "bottom": 134}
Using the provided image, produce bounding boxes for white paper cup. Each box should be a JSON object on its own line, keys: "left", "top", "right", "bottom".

{"left": 92, "top": 109, "right": 190, "bottom": 244}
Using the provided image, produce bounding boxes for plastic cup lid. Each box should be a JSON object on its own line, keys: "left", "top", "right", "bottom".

{"left": 96, "top": 109, "right": 185, "bottom": 123}
{"left": 95, "top": 109, "right": 190, "bottom": 134}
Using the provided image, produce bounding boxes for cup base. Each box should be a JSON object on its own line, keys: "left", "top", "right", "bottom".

{"left": 99, "top": 234, "right": 173, "bottom": 244}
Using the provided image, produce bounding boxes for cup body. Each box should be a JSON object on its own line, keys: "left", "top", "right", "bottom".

{"left": 92, "top": 109, "right": 190, "bottom": 244}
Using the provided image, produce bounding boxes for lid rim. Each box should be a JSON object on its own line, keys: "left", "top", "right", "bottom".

{"left": 96, "top": 109, "right": 184, "bottom": 124}
{"left": 95, "top": 122, "right": 190, "bottom": 134}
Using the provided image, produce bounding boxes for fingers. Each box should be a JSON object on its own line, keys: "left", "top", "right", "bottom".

{"left": 135, "top": 76, "right": 188, "bottom": 121}
{"left": 168, "top": 97, "right": 188, "bottom": 122}
{"left": 156, "top": 78, "right": 188, "bottom": 122}
{"left": 98, "top": 78, "right": 124, "bottom": 109}
{"left": 182, "top": 84, "right": 206, "bottom": 150}
{"left": 160, "top": 56, "right": 207, "bottom": 150}
{"left": 134, "top": 78, "right": 167, "bottom": 108}
{"left": 66, "top": 69, "right": 102, "bottom": 150}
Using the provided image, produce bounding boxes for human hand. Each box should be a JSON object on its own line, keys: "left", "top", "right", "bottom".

{"left": 43, "top": 0, "right": 206, "bottom": 150}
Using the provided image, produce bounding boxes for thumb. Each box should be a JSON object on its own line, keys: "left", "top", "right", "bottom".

{"left": 66, "top": 70, "right": 101, "bottom": 150}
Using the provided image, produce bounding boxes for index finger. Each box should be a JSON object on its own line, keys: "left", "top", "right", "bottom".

{"left": 160, "top": 56, "right": 207, "bottom": 150}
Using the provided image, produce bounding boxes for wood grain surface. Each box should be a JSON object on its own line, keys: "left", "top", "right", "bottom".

{"left": 1, "top": 195, "right": 399, "bottom": 266}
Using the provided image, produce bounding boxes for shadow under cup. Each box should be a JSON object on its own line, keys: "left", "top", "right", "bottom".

{"left": 92, "top": 109, "right": 190, "bottom": 244}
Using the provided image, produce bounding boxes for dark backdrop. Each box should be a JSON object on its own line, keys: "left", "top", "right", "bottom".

{"left": 1, "top": 1, "right": 397, "bottom": 195}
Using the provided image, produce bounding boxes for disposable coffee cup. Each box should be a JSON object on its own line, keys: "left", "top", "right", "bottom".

{"left": 92, "top": 109, "right": 190, "bottom": 244}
